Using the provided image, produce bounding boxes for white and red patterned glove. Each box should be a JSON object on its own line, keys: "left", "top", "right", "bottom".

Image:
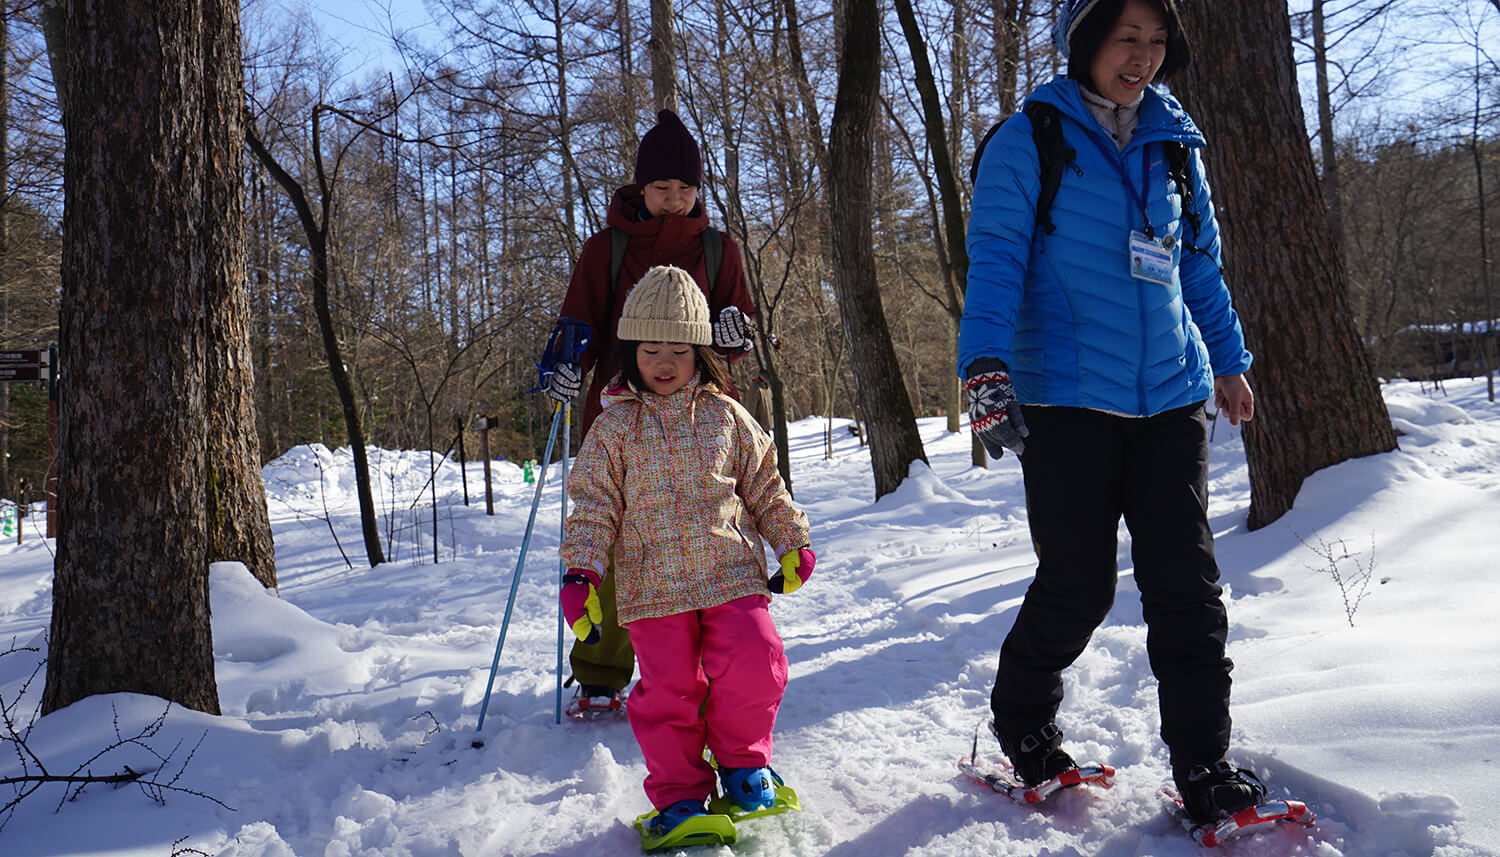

{"left": 965, "top": 358, "right": 1029, "bottom": 458}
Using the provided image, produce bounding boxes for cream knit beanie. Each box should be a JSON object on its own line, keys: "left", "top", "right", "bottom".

{"left": 617, "top": 265, "right": 711, "bottom": 345}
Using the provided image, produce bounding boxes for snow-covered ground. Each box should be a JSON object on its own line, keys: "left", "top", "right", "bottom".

{"left": 1, "top": 377, "right": 1496, "bottom": 856}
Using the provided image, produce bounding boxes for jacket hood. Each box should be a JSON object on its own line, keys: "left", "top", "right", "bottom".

{"left": 1025, "top": 76, "right": 1205, "bottom": 150}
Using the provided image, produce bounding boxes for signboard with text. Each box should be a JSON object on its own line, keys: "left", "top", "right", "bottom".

{"left": 0, "top": 350, "right": 49, "bottom": 384}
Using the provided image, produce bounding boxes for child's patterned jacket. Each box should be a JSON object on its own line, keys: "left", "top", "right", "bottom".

{"left": 560, "top": 373, "right": 810, "bottom": 625}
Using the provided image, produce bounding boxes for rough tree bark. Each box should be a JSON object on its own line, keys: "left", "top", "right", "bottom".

{"left": 1177, "top": 0, "right": 1396, "bottom": 530}
{"left": 649, "top": 0, "right": 679, "bottom": 112}
{"left": 1, "top": 0, "right": 10, "bottom": 498}
{"left": 45, "top": 0, "right": 223, "bottom": 715}
{"left": 203, "top": 0, "right": 276, "bottom": 588}
{"left": 827, "top": 0, "right": 929, "bottom": 499}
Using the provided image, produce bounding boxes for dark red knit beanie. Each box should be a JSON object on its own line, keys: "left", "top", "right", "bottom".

{"left": 633, "top": 109, "right": 702, "bottom": 187}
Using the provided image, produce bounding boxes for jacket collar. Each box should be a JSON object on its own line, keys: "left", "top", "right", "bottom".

{"left": 605, "top": 185, "right": 710, "bottom": 238}
{"left": 1025, "top": 75, "right": 1205, "bottom": 152}
{"left": 601, "top": 371, "right": 713, "bottom": 411}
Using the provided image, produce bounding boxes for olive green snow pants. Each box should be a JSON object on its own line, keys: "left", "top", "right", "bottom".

{"left": 568, "top": 564, "right": 636, "bottom": 692}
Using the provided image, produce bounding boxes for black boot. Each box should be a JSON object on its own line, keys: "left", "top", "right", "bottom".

{"left": 1175, "top": 760, "right": 1266, "bottom": 824}
{"left": 991, "top": 721, "right": 1076, "bottom": 786}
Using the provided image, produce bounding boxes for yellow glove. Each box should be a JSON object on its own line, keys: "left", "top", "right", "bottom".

{"left": 560, "top": 568, "right": 603, "bottom": 644}
{"left": 768, "top": 547, "right": 816, "bottom": 594}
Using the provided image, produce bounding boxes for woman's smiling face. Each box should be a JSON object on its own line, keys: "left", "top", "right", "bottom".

{"left": 1089, "top": 0, "right": 1168, "bottom": 105}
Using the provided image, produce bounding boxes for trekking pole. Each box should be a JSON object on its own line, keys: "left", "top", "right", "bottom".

{"left": 555, "top": 402, "right": 571, "bottom": 724}
{"left": 473, "top": 403, "right": 564, "bottom": 744}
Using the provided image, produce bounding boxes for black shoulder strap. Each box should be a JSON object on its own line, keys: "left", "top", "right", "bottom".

{"left": 609, "top": 225, "right": 721, "bottom": 300}
{"left": 608, "top": 226, "right": 630, "bottom": 294}
{"left": 971, "top": 102, "right": 1073, "bottom": 236}
{"left": 1164, "top": 142, "right": 1200, "bottom": 238}
{"left": 702, "top": 226, "right": 722, "bottom": 301}
{"left": 1024, "top": 101, "right": 1073, "bottom": 236}
{"left": 970, "top": 121, "right": 1005, "bottom": 186}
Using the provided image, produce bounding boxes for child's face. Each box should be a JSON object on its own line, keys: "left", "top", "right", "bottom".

{"left": 642, "top": 180, "right": 699, "bottom": 218}
{"left": 636, "top": 342, "right": 696, "bottom": 397}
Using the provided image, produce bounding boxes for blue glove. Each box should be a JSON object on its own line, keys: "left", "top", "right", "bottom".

{"left": 768, "top": 547, "right": 815, "bottom": 594}
{"left": 965, "top": 358, "right": 1029, "bottom": 458}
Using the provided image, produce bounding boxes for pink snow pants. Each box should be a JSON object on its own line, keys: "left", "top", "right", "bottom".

{"left": 626, "top": 594, "right": 789, "bottom": 809}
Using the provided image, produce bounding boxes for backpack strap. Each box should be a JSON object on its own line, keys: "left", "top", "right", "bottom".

{"left": 1164, "top": 142, "right": 1200, "bottom": 238}
{"left": 608, "top": 226, "right": 630, "bottom": 292}
{"left": 970, "top": 121, "right": 1005, "bottom": 186}
{"left": 701, "top": 226, "right": 722, "bottom": 304}
{"left": 1023, "top": 101, "right": 1074, "bottom": 236}
{"left": 608, "top": 223, "right": 725, "bottom": 315}
{"left": 970, "top": 102, "right": 1074, "bottom": 237}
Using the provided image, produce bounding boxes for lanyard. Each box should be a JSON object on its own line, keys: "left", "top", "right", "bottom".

{"left": 1085, "top": 134, "right": 1156, "bottom": 239}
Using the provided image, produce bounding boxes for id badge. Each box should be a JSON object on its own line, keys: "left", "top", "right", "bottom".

{"left": 1129, "top": 230, "right": 1174, "bottom": 286}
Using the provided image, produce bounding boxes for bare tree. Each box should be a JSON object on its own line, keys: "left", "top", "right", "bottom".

{"left": 991, "top": 0, "right": 1031, "bottom": 116}
{"left": 890, "top": 0, "right": 978, "bottom": 461}
{"left": 1291, "top": 0, "right": 1406, "bottom": 250}
{"left": 828, "top": 0, "right": 929, "bottom": 499}
{"left": 1454, "top": 5, "right": 1498, "bottom": 398}
{"left": 246, "top": 104, "right": 389, "bottom": 568}
{"left": 1178, "top": 0, "right": 1397, "bottom": 530}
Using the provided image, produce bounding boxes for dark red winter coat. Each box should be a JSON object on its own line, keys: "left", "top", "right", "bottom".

{"left": 560, "top": 185, "right": 756, "bottom": 440}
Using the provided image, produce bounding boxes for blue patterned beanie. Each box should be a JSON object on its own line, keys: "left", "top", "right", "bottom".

{"left": 1052, "top": 0, "right": 1107, "bottom": 57}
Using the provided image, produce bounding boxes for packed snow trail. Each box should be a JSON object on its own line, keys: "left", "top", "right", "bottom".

{"left": 0, "top": 381, "right": 1495, "bottom": 856}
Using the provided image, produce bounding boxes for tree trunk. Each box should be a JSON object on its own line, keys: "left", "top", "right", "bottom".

{"left": 649, "top": 0, "right": 678, "bottom": 112}
{"left": 37, "top": 0, "right": 67, "bottom": 105}
{"left": 992, "top": 0, "right": 1026, "bottom": 116}
{"left": 45, "top": 0, "right": 220, "bottom": 715}
{"left": 828, "top": 0, "right": 928, "bottom": 499}
{"left": 1311, "top": 0, "right": 1343, "bottom": 249}
{"left": 203, "top": 0, "right": 276, "bottom": 588}
{"left": 1469, "top": 44, "right": 1495, "bottom": 401}
{"left": 1, "top": 0, "right": 10, "bottom": 498}
{"left": 616, "top": 0, "right": 640, "bottom": 174}
{"left": 253, "top": 172, "right": 279, "bottom": 459}
{"left": 710, "top": 0, "right": 795, "bottom": 489}
{"left": 1177, "top": 0, "right": 1396, "bottom": 530}
{"left": 892, "top": 0, "right": 971, "bottom": 442}
{"left": 781, "top": 0, "right": 830, "bottom": 176}
{"left": 551, "top": 0, "right": 580, "bottom": 257}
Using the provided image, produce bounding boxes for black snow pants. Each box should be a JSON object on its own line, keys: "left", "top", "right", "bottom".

{"left": 989, "top": 402, "right": 1233, "bottom": 770}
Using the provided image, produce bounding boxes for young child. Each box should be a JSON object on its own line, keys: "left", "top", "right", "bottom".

{"left": 540, "top": 108, "right": 759, "bottom": 716}
{"left": 558, "top": 265, "right": 813, "bottom": 838}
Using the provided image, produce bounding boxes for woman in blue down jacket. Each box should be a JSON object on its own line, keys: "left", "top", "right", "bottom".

{"left": 958, "top": 0, "right": 1272, "bottom": 827}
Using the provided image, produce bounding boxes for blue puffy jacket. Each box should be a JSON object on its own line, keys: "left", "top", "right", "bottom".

{"left": 959, "top": 76, "right": 1252, "bottom": 418}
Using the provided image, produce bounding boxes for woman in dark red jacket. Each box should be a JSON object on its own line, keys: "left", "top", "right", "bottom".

{"left": 540, "top": 108, "right": 758, "bottom": 716}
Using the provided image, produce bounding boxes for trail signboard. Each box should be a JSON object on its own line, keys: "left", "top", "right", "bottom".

{"left": 0, "top": 350, "right": 49, "bottom": 384}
